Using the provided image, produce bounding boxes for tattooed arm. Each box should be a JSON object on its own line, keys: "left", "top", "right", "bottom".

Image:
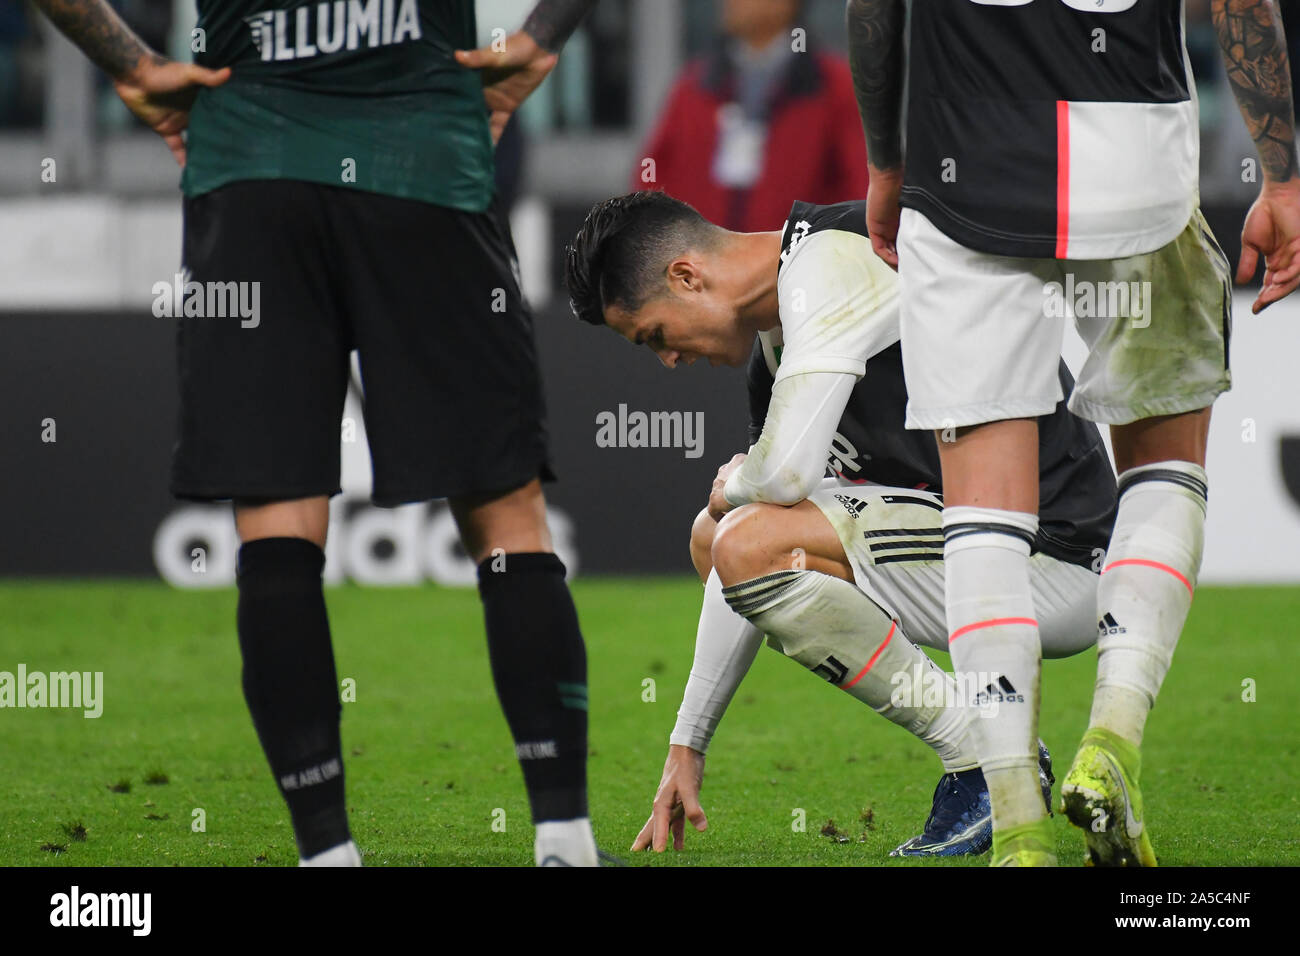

{"left": 846, "top": 0, "right": 906, "bottom": 267}
{"left": 846, "top": 0, "right": 906, "bottom": 172}
{"left": 31, "top": 0, "right": 230, "bottom": 167}
{"left": 1212, "top": 0, "right": 1297, "bottom": 182}
{"left": 1212, "top": 0, "right": 1300, "bottom": 311}
{"left": 455, "top": 1, "right": 599, "bottom": 144}
{"left": 522, "top": 0, "right": 600, "bottom": 54}
{"left": 31, "top": 0, "right": 152, "bottom": 79}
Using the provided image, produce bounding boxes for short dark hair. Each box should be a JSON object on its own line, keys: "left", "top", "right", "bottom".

{"left": 564, "top": 191, "right": 717, "bottom": 326}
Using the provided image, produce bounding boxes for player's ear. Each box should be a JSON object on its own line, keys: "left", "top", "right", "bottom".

{"left": 666, "top": 257, "right": 702, "bottom": 293}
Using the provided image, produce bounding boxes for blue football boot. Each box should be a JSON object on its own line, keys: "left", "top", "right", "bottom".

{"left": 891, "top": 740, "right": 1054, "bottom": 857}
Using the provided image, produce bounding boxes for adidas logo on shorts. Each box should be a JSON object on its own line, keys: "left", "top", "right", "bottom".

{"left": 833, "top": 494, "right": 866, "bottom": 519}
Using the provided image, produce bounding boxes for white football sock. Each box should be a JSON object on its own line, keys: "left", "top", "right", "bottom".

{"left": 298, "top": 839, "right": 361, "bottom": 867}
{"left": 535, "top": 818, "right": 597, "bottom": 867}
{"left": 943, "top": 506, "right": 1044, "bottom": 830}
{"left": 1090, "top": 461, "right": 1207, "bottom": 748}
{"left": 723, "top": 569, "right": 979, "bottom": 772}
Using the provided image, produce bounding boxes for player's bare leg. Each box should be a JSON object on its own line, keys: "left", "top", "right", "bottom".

{"left": 690, "top": 501, "right": 852, "bottom": 581}
{"left": 235, "top": 496, "right": 330, "bottom": 548}
{"left": 689, "top": 507, "right": 720, "bottom": 582}
{"left": 936, "top": 419, "right": 1054, "bottom": 865}
{"left": 1061, "top": 408, "right": 1211, "bottom": 867}
{"left": 450, "top": 478, "right": 596, "bottom": 867}
{"left": 232, "top": 495, "right": 359, "bottom": 867}
{"left": 711, "top": 501, "right": 980, "bottom": 775}
{"left": 451, "top": 477, "right": 553, "bottom": 559}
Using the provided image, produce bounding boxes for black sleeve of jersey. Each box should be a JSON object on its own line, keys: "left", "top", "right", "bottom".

{"left": 746, "top": 340, "right": 773, "bottom": 447}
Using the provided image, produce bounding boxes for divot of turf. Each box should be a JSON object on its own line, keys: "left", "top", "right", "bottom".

{"left": 60, "top": 821, "right": 87, "bottom": 842}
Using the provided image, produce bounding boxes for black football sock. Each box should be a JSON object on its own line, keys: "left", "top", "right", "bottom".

{"left": 236, "top": 537, "right": 350, "bottom": 859}
{"left": 476, "top": 552, "right": 589, "bottom": 823}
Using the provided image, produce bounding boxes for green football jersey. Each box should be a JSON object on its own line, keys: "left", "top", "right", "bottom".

{"left": 182, "top": 0, "right": 494, "bottom": 211}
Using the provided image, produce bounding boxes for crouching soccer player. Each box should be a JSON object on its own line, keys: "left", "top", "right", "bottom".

{"left": 564, "top": 191, "right": 1118, "bottom": 856}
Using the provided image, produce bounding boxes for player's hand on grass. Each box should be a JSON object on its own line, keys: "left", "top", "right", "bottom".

{"left": 866, "top": 164, "right": 904, "bottom": 270}
{"left": 113, "top": 55, "right": 231, "bottom": 168}
{"left": 455, "top": 31, "right": 558, "bottom": 146}
{"left": 1239, "top": 179, "right": 1300, "bottom": 314}
{"left": 708, "top": 453, "right": 747, "bottom": 522}
{"left": 631, "top": 744, "right": 708, "bottom": 852}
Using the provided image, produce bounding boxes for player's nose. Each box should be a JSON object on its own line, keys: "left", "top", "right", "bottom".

{"left": 656, "top": 349, "right": 680, "bottom": 369}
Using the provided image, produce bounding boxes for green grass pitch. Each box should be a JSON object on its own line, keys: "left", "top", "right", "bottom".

{"left": 0, "top": 579, "right": 1295, "bottom": 866}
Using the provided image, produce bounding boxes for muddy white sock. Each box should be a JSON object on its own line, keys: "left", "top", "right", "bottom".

{"left": 1091, "top": 462, "right": 1207, "bottom": 748}
{"left": 944, "top": 506, "right": 1044, "bottom": 830}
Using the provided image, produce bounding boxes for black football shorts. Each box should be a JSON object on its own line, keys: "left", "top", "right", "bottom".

{"left": 171, "top": 180, "right": 553, "bottom": 506}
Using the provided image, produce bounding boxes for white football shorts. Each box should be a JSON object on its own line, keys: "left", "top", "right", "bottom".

{"left": 806, "top": 478, "right": 1098, "bottom": 659}
{"left": 896, "top": 207, "right": 1232, "bottom": 429}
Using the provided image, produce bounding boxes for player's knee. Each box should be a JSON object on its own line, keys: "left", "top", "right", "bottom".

{"left": 234, "top": 496, "right": 330, "bottom": 549}
{"left": 712, "top": 504, "right": 784, "bottom": 586}
{"left": 689, "top": 508, "right": 717, "bottom": 582}
{"left": 449, "top": 479, "right": 552, "bottom": 563}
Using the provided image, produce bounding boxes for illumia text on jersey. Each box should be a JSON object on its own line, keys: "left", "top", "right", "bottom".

{"left": 245, "top": 0, "right": 423, "bottom": 62}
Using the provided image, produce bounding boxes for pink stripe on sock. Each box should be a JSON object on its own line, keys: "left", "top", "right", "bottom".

{"left": 1102, "top": 558, "right": 1194, "bottom": 596}
{"left": 841, "top": 621, "right": 897, "bottom": 689}
{"left": 948, "top": 616, "right": 1038, "bottom": 645}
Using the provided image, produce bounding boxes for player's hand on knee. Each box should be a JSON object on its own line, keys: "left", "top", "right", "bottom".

{"left": 708, "top": 454, "right": 747, "bottom": 523}
{"left": 631, "top": 745, "right": 708, "bottom": 852}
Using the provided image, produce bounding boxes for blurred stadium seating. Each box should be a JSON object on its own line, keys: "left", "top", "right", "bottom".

{"left": 2, "top": 0, "right": 1299, "bottom": 584}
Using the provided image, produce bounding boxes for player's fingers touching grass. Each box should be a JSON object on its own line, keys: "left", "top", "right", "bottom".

{"left": 633, "top": 745, "right": 709, "bottom": 853}
{"left": 677, "top": 787, "right": 708, "bottom": 845}
{"left": 631, "top": 812, "right": 656, "bottom": 852}
{"left": 630, "top": 794, "right": 682, "bottom": 853}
